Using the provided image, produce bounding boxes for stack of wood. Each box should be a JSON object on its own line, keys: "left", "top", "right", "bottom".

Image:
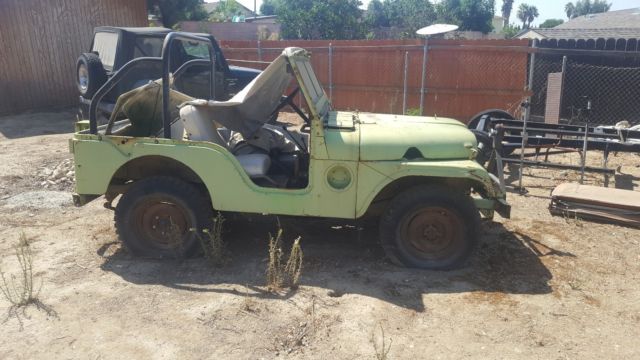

{"left": 549, "top": 183, "right": 640, "bottom": 228}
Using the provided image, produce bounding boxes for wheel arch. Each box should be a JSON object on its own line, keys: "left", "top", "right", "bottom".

{"left": 357, "top": 174, "right": 492, "bottom": 219}
{"left": 106, "top": 155, "right": 213, "bottom": 204}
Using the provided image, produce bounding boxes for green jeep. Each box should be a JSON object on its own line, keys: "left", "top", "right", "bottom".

{"left": 71, "top": 33, "right": 509, "bottom": 270}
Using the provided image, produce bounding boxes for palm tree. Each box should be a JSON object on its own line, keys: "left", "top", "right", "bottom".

{"left": 517, "top": 4, "right": 539, "bottom": 28}
{"left": 501, "top": 0, "right": 514, "bottom": 29}
{"left": 565, "top": 2, "right": 576, "bottom": 19}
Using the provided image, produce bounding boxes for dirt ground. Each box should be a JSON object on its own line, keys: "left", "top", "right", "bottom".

{"left": 1, "top": 109, "right": 639, "bottom": 359}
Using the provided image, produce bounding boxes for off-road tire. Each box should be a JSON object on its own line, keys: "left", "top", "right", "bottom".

{"left": 76, "top": 53, "right": 107, "bottom": 99}
{"left": 379, "top": 185, "right": 480, "bottom": 270}
{"left": 470, "top": 129, "right": 493, "bottom": 165}
{"left": 114, "top": 176, "right": 213, "bottom": 258}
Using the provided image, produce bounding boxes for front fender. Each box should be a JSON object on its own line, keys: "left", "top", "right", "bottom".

{"left": 356, "top": 159, "right": 506, "bottom": 218}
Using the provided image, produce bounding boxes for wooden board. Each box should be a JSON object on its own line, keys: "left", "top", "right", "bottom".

{"left": 544, "top": 72, "right": 563, "bottom": 125}
{"left": 550, "top": 183, "right": 640, "bottom": 227}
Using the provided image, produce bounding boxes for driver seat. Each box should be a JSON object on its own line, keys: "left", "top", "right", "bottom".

{"left": 179, "top": 104, "right": 271, "bottom": 179}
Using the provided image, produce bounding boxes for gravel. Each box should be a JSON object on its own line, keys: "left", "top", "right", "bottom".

{"left": 2, "top": 190, "right": 73, "bottom": 209}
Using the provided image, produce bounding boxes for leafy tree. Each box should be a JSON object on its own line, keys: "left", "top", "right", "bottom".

{"left": 501, "top": 0, "right": 514, "bottom": 29}
{"left": 260, "top": 0, "right": 279, "bottom": 15}
{"left": 209, "top": 0, "right": 242, "bottom": 22}
{"left": 147, "top": 0, "right": 208, "bottom": 28}
{"left": 436, "top": 0, "right": 495, "bottom": 34}
{"left": 516, "top": 3, "right": 539, "bottom": 28}
{"left": 275, "top": 0, "right": 365, "bottom": 40}
{"left": 502, "top": 23, "right": 521, "bottom": 38}
{"left": 564, "top": 0, "right": 611, "bottom": 19}
{"left": 386, "top": 0, "right": 437, "bottom": 36}
{"left": 539, "top": 18, "right": 564, "bottom": 28}
{"left": 366, "top": 0, "right": 390, "bottom": 28}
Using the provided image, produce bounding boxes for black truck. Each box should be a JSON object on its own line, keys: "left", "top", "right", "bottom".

{"left": 76, "top": 26, "right": 260, "bottom": 118}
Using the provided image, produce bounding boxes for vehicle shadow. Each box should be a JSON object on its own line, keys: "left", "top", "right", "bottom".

{"left": 0, "top": 108, "right": 75, "bottom": 139}
{"left": 99, "top": 216, "right": 562, "bottom": 312}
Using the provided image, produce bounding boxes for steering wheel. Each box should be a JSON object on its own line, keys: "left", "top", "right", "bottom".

{"left": 268, "top": 87, "right": 310, "bottom": 125}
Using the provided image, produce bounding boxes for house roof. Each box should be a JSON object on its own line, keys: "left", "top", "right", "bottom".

{"left": 204, "top": 1, "right": 255, "bottom": 15}
{"left": 519, "top": 27, "right": 640, "bottom": 40}
{"left": 516, "top": 8, "right": 640, "bottom": 41}
{"left": 555, "top": 8, "right": 640, "bottom": 30}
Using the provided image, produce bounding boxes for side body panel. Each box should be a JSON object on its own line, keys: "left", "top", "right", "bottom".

{"left": 72, "top": 136, "right": 360, "bottom": 218}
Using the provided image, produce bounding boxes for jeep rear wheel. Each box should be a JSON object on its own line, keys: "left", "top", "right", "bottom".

{"left": 115, "top": 176, "right": 213, "bottom": 258}
{"left": 76, "top": 53, "right": 107, "bottom": 99}
{"left": 380, "top": 186, "right": 480, "bottom": 270}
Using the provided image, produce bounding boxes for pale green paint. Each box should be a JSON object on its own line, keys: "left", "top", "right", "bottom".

{"left": 357, "top": 113, "right": 477, "bottom": 161}
{"left": 71, "top": 47, "right": 508, "bottom": 221}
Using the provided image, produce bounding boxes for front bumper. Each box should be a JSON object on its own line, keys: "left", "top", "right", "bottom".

{"left": 495, "top": 197, "right": 511, "bottom": 218}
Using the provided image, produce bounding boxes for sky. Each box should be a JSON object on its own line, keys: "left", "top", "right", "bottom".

{"left": 210, "top": 0, "right": 640, "bottom": 27}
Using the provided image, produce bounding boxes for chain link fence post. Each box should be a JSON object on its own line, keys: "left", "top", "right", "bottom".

{"left": 419, "top": 39, "right": 428, "bottom": 115}
{"left": 518, "top": 39, "right": 537, "bottom": 191}
{"left": 328, "top": 43, "right": 333, "bottom": 101}
{"left": 402, "top": 51, "right": 409, "bottom": 115}
{"left": 257, "top": 40, "right": 262, "bottom": 62}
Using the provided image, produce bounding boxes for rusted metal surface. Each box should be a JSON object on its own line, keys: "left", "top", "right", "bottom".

{"left": 219, "top": 39, "right": 529, "bottom": 122}
{"left": 0, "top": 0, "right": 147, "bottom": 115}
{"left": 401, "top": 206, "right": 463, "bottom": 261}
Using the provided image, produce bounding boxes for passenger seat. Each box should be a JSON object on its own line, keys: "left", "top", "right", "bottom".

{"left": 179, "top": 104, "right": 272, "bottom": 180}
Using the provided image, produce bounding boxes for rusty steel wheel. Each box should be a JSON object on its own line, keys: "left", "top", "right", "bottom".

{"left": 115, "top": 176, "right": 213, "bottom": 258}
{"left": 380, "top": 186, "right": 480, "bottom": 270}
{"left": 131, "top": 196, "right": 192, "bottom": 252}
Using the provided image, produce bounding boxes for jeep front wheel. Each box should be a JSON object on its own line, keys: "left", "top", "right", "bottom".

{"left": 379, "top": 186, "right": 480, "bottom": 270}
{"left": 114, "top": 176, "right": 213, "bottom": 258}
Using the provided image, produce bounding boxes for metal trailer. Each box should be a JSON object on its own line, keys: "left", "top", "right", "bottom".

{"left": 472, "top": 114, "right": 640, "bottom": 189}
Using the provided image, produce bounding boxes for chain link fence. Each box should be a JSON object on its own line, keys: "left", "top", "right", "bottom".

{"left": 531, "top": 52, "right": 640, "bottom": 126}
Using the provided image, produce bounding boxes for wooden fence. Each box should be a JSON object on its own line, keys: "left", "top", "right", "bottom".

{"left": 0, "top": 0, "right": 147, "bottom": 115}
{"left": 219, "top": 38, "right": 530, "bottom": 122}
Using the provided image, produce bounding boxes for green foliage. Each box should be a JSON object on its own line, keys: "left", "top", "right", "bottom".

{"left": 436, "top": 0, "right": 495, "bottom": 34}
{"left": 516, "top": 3, "right": 539, "bottom": 28}
{"left": 502, "top": 23, "right": 521, "bottom": 38}
{"left": 209, "top": 0, "right": 242, "bottom": 22}
{"left": 260, "top": 0, "right": 278, "bottom": 15}
{"left": 388, "top": 0, "right": 437, "bottom": 37}
{"left": 366, "top": 0, "right": 389, "bottom": 28}
{"left": 147, "top": 0, "right": 208, "bottom": 28}
{"left": 565, "top": 0, "right": 611, "bottom": 19}
{"left": 539, "top": 18, "right": 565, "bottom": 28}
{"left": 275, "top": 0, "right": 365, "bottom": 40}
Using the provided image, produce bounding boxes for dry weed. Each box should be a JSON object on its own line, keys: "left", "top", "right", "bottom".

{"left": 192, "top": 213, "right": 230, "bottom": 267}
{"left": 267, "top": 229, "right": 303, "bottom": 291}
{"left": 0, "top": 232, "right": 56, "bottom": 329}
{"left": 372, "top": 323, "right": 392, "bottom": 360}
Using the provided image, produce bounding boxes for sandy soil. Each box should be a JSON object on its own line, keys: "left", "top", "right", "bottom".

{"left": 1, "top": 109, "right": 639, "bottom": 359}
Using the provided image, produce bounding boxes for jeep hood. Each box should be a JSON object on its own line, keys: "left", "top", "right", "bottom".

{"left": 356, "top": 113, "right": 477, "bottom": 161}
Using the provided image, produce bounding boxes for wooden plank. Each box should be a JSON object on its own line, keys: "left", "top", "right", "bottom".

{"left": 545, "top": 72, "right": 564, "bottom": 124}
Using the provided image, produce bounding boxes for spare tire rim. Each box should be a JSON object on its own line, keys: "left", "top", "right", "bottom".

{"left": 400, "top": 206, "right": 463, "bottom": 261}
{"left": 133, "top": 197, "right": 191, "bottom": 251}
{"left": 78, "top": 64, "right": 89, "bottom": 93}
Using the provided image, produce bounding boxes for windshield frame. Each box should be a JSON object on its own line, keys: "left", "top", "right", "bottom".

{"left": 285, "top": 48, "right": 332, "bottom": 124}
